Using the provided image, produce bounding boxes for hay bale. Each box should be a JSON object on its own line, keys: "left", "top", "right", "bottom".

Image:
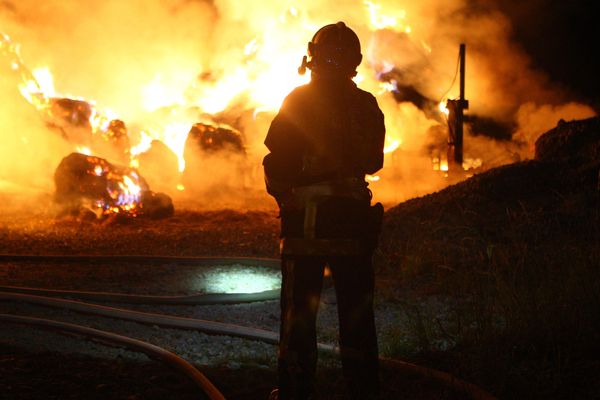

{"left": 54, "top": 152, "right": 173, "bottom": 219}
{"left": 535, "top": 117, "right": 600, "bottom": 165}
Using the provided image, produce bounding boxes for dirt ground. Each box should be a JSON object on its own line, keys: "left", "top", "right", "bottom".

{"left": 0, "top": 196, "right": 470, "bottom": 400}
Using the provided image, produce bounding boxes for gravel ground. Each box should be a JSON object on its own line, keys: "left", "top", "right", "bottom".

{"left": 0, "top": 196, "right": 465, "bottom": 400}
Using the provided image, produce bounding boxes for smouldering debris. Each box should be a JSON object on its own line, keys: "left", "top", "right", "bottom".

{"left": 54, "top": 152, "right": 173, "bottom": 219}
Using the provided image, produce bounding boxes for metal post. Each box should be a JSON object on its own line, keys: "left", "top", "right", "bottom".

{"left": 446, "top": 43, "right": 468, "bottom": 169}
{"left": 459, "top": 43, "right": 466, "bottom": 104}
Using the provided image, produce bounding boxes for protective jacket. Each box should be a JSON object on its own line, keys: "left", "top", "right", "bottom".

{"left": 264, "top": 76, "right": 385, "bottom": 255}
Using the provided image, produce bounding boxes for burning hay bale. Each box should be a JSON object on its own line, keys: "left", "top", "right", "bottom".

{"left": 54, "top": 152, "right": 173, "bottom": 219}
{"left": 49, "top": 98, "right": 93, "bottom": 130}
{"left": 185, "top": 122, "right": 245, "bottom": 154}
{"left": 100, "top": 119, "right": 131, "bottom": 163}
{"left": 46, "top": 98, "right": 94, "bottom": 148}
{"left": 182, "top": 122, "right": 248, "bottom": 192}
{"left": 47, "top": 98, "right": 131, "bottom": 163}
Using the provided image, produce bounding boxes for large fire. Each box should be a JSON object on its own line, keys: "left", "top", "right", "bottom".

{"left": 0, "top": 1, "right": 596, "bottom": 210}
{"left": 5, "top": 4, "right": 405, "bottom": 157}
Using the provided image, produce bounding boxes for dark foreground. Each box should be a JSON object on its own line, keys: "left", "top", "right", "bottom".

{"left": 0, "top": 205, "right": 468, "bottom": 400}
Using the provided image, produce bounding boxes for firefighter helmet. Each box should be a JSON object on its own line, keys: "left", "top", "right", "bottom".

{"left": 298, "top": 21, "right": 362, "bottom": 77}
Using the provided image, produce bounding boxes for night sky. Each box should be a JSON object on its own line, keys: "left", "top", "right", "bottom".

{"left": 492, "top": 0, "right": 600, "bottom": 111}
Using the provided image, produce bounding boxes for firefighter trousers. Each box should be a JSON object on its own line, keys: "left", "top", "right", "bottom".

{"left": 277, "top": 254, "right": 379, "bottom": 399}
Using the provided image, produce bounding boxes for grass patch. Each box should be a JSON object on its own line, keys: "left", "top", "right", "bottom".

{"left": 377, "top": 160, "right": 600, "bottom": 399}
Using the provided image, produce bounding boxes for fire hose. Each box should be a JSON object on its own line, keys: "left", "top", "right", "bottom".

{"left": 0, "top": 255, "right": 283, "bottom": 304}
{"left": 0, "top": 254, "right": 497, "bottom": 400}
{"left": 0, "top": 313, "right": 225, "bottom": 400}
{"left": 0, "top": 285, "right": 281, "bottom": 305}
{"left": 0, "top": 291, "right": 281, "bottom": 344}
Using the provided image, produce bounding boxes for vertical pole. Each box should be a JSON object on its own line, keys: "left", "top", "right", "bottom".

{"left": 459, "top": 44, "right": 466, "bottom": 103}
{"left": 455, "top": 43, "right": 466, "bottom": 166}
{"left": 446, "top": 44, "right": 468, "bottom": 171}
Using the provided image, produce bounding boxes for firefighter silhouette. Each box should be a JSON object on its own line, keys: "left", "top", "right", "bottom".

{"left": 264, "top": 22, "right": 385, "bottom": 400}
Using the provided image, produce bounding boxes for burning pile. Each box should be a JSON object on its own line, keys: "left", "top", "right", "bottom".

{"left": 2, "top": 31, "right": 249, "bottom": 216}
{"left": 54, "top": 152, "right": 173, "bottom": 219}
{"left": 182, "top": 122, "right": 248, "bottom": 192}
{"left": 0, "top": 1, "right": 596, "bottom": 208}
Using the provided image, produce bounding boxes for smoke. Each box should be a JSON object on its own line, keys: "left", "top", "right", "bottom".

{"left": 513, "top": 102, "right": 596, "bottom": 158}
{"left": 0, "top": 54, "right": 70, "bottom": 193}
{"left": 1, "top": 0, "right": 215, "bottom": 119}
{"left": 0, "top": 0, "right": 596, "bottom": 210}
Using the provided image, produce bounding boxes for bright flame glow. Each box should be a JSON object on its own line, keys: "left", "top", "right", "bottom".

{"left": 440, "top": 159, "right": 449, "bottom": 172}
{"left": 384, "top": 138, "right": 401, "bottom": 154}
{"left": 89, "top": 106, "right": 118, "bottom": 133}
{"left": 129, "top": 130, "right": 154, "bottom": 157}
{"left": 378, "top": 81, "right": 396, "bottom": 94}
{"left": 4, "top": 34, "right": 122, "bottom": 143}
{"left": 364, "top": 0, "right": 408, "bottom": 31}
{"left": 130, "top": 124, "right": 189, "bottom": 172}
{"left": 194, "top": 55, "right": 309, "bottom": 115}
{"left": 439, "top": 100, "right": 449, "bottom": 116}
{"left": 195, "top": 67, "right": 250, "bottom": 114}
{"left": 141, "top": 74, "right": 186, "bottom": 112}
{"left": 432, "top": 156, "right": 450, "bottom": 173}
{"left": 161, "top": 122, "right": 190, "bottom": 172}
{"left": 244, "top": 38, "right": 259, "bottom": 56}
{"left": 463, "top": 157, "right": 483, "bottom": 171}
{"left": 77, "top": 146, "right": 92, "bottom": 155}
{"left": 114, "top": 172, "right": 142, "bottom": 208}
{"left": 31, "top": 67, "right": 56, "bottom": 97}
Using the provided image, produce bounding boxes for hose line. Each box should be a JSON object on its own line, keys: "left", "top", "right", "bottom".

{"left": 0, "top": 285, "right": 281, "bottom": 305}
{"left": 0, "top": 291, "right": 280, "bottom": 344}
{"left": 2, "top": 291, "right": 496, "bottom": 399}
{"left": 0, "top": 254, "right": 280, "bottom": 267}
{"left": 0, "top": 313, "right": 226, "bottom": 400}
{"left": 0, "top": 255, "right": 282, "bottom": 304}
{"left": 1, "top": 254, "right": 497, "bottom": 399}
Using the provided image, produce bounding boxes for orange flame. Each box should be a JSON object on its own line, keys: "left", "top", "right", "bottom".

{"left": 365, "top": 1, "right": 410, "bottom": 32}
{"left": 1, "top": 0, "right": 472, "bottom": 199}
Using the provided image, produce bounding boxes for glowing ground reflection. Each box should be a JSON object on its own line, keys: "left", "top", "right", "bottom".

{"left": 198, "top": 264, "right": 281, "bottom": 294}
